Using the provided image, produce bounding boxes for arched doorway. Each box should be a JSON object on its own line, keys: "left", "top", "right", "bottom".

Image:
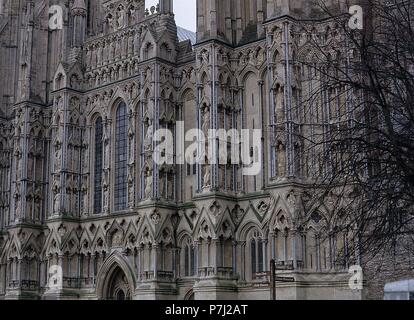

{"left": 184, "top": 289, "right": 195, "bottom": 300}
{"left": 95, "top": 252, "right": 136, "bottom": 300}
{"left": 106, "top": 266, "right": 132, "bottom": 300}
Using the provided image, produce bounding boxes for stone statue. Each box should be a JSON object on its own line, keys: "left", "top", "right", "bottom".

{"left": 14, "top": 199, "right": 21, "bottom": 221}
{"left": 115, "top": 37, "right": 121, "bottom": 59}
{"left": 53, "top": 193, "right": 61, "bottom": 214}
{"left": 128, "top": 171, "right": 134, "bottom": 207}
{"left": 203, "top": 165, "right": 211, "bottom": 188}
{"left": 159, "top": 175, "right": 166, "bottom": 198}
{"left": 144, "top": 120, "right": 153, "bottom": 150}
{"left": 202, "top": 108, "right": 210, "bottom": 134}
{"left": 54, "top": 144, "right": 62, "bottom": 171}
{"left": 277, "top": 144, "right": 285, "bottom": 177}
{"left": 167, "top": 177, "right": 174, "bottom": 200}
{"left": 133, "top": 31, "right": 140, "bottom": 56}
{"left": 116, "top": 6, "right": 127, "bottom": 30}
{"left": 128, "top": 32, "right": 134, "bottom": 56}
{"left": 145, "top": 170, "right": 153, "bottom": 199}
{"left": 107, "top": 14, "right": 115, "bottom": 31}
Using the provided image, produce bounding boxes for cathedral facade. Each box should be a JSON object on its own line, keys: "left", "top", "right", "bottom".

{"left": 0, "top": 0, "right": 364, "bottom": 300}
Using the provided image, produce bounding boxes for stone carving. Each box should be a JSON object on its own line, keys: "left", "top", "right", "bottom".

{"left": 144, "top": 119, "right": 153, "bottom": 151}
{"left": 203, "top": 164, "right": 211, "bottom": 188}
{"left": 144, "top": 168, "right": 153, "bottom": 199}
{"left": 202, "top": 107, "right": 210, "bottom": 134}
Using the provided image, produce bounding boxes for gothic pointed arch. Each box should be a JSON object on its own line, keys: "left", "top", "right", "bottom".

{"left": 95, "top": 251, "right": 136, "bottom": 300}
{"left": 112, "top": 99, "right": 128, "bottom": 211}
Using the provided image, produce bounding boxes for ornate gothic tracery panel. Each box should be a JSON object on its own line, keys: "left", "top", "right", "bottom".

{"left": 114, "top": 102, "right": 128, "bottom": 212}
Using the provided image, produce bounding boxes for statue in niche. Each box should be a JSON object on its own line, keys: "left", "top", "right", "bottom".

{"left": 219, "top": 165, "right": 225, "bottom": 189}
{"left": 121, "top": 33, "right": 127, "bottom": 58}
{"left": 15, "top": 198, "right": 21, "bottom": 222}
{"left": 167, "top": 176, "right": 174, "bottom": 200}
{"left": 57, "top": 96, "right": 64, "bottom": 111}
{"left": 27, "top": 152, "right": 34, "bottom": 178}
{"left": 27, "top": 191, "right": 34, "bottom": 221}
{"left": 277, "top": 143, "right": 285, "bottom": 177}
{"left": 256, "top": 50, "right": 263, "bottom": 65}
{"left": 81, "top": 182, "right": 88, "bottom": 215}
{"left": 54, "top": 142, "right": 62, "bottom": 172}
{"left": 159, "top": 173, "right": 166, "bottom": 198}
{"left": 86, "top": 48, "right": 92, "bottom": 66}
{"left": 34, "top": 188, "right": 42, "bottom": 221}
{"left": 133, "top": 31, "right": 141, "bottom": 56}
{"left": 203, "top": 165, "right": 211, "bottom": 188}
{"left": 109, "top": 39, "right": 115, "bottom": 61}
{"left": 128, "top": 170, "right": 134, "bottom": 208}
{"left": 131, "top": 84, "right": 139, "bottom": 99}
{"left": 116, "top": 6, "right": 127, "bottom": 30}
{"left": 90, "top": 47, "right": 97, "bottom": 66}
{"left": 107, "top": 14, "right": 115, "bottom": 31}
{"left": 53, "top": 191, "right": 61, "bottom": 214}
{"left": 103, "top": 123, "right": 110, "bottom": 146}
{"left": 115, "top": 36, "right": 121, "bottom": 58}
{"left": 15, "top": 151, "right": 22, "bottom": 179}
{"left": 129, "top": 6, "right": 137, "bottom": 24}
{"left": 110, "top": 229, "right": 123, "bottom": 247}
{"left": 201, "top": 50, "right": 209, "bottom": 64}
{"left": 144, "top": 169, "right": 153, "bottom": 199}
{"left": 96, "top": 44, "right": 102, "bottom": 65}
{"left": 273, "top": 86, "right": 281, "bottom": 122}
{"left": 103, "top": 170, "right": 110, "bottom": 213}
{"left": 127, "top": 31, "right": 134, "bottom": 55}
{"left": 202, "top": 107, "right": 210, "bottom": 134}
{"left": 144, "top": 119, "right": 153, "bottom": 151}
{"left": 248, "top": 50, "right": 256, "bottom": 65}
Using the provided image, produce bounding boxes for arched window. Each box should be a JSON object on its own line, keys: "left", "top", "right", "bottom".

{"left": 184, "top": 239, "right": 195, "bottom": 277}
{"left": 251, "top": 230, "right": 264, "bottom": 275}
{"left": 94, "top": 117, "right": 103, "bottom": 214}
{"left": 114, "top": 102, "right": 128, "bottom": 211}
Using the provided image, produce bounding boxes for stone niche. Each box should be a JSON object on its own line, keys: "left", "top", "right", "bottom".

{"left": 102, "top": 0, "right": 146, "bottom": 33}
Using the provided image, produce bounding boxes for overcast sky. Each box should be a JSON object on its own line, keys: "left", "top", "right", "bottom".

{"left": 146, "top": 0, "right": 196, "bottom": 32}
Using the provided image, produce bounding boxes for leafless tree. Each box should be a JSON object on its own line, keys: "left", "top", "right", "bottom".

{"left": 297, "top": 0, "right": 414, "bottom": 272}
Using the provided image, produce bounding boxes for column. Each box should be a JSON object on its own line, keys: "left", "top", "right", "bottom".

{"left": 138, "top": 246, "right": 143, "bottom": 280}
{"left": 316, "top": 235, "right": 321, "bottom": 271}
{"left": 232, "top": 241, "right": 237, "bottom": 273}
{"left": 195, "top": 240, "right": 200, "bottom": 276}
{"left": 270, "top": 231, "right": 276, "bottom": 260}
{"left": 174, "top": 248, "right": 180, "bottom": 278}
{"left": 153, "top": 244, "right": 158, "bottom": 278}
{"left": 291, "top": 229, "right": 297, "bottom": 269}
{"left": 301, "top": 233, "right": 307, "bottom": 269}
{"left": 17, "top": 258, "right": 22, "bottom": 283}
{"left": 206, "top": 240, "right": 211, "bottom": 268}
{"left": 240, "top": 242, "right": 246, "bottom": 282}
{"left": 91, "top": 254, "right": 96, "bottom": 283}
{"left": 263, "top": 239, "right": 268, "bottom": 272}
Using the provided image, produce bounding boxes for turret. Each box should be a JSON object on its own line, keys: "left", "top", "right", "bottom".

{"left": 160, "top": 0, "right": 173, "bottom": 15}
{"left": 267, "top": 0, "right": 346, "bottom": 20}
{"left": 71, "top": 0, "right": 87, "bottom": 47}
